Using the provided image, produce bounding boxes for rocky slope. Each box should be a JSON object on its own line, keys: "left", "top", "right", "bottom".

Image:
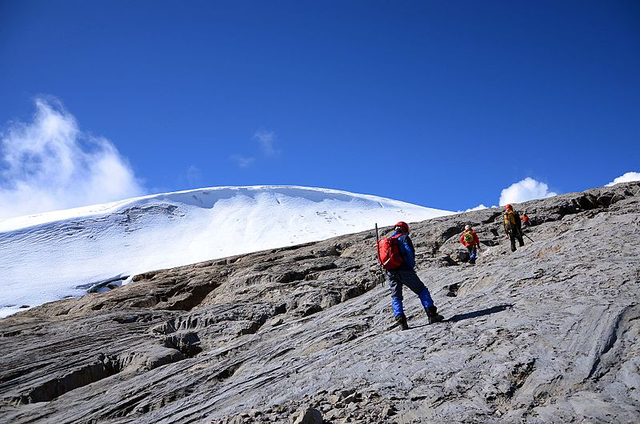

{"left": 1, "top": 182, "right": 639, "bottom": 424}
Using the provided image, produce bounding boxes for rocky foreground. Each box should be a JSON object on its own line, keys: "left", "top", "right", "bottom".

{"left": 1, "top": 182, "right": 639, "bottom": 424}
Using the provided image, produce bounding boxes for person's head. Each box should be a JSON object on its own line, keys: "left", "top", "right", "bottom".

{"left": 465, "top": 224, "right": 471, "bottom": 230}
{"left": 505, "top": 204, "right": 513, "bottom": 211}
{"left": 395, "top": 221, "right": 409, "bottom": 234}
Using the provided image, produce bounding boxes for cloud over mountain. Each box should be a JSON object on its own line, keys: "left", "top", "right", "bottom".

{"left": 0, "top": 98, "right": 144, "bottom": 219}
{"left": 606, "top": 172, "right": 640, "bottom": 187}
{"left": 499, "top": 177, "right": 557, "bottom": 206}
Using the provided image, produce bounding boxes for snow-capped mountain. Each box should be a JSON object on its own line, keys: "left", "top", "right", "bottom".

{"left": 0, "top": 185, "right": 453, "bottom": 317}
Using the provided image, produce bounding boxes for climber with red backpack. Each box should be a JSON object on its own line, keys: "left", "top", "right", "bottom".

{"left": 503, "top": 204, "right": 525, "bottom": 252}
{"left": 376, "top": 221, "right": 444, "bottom": 331}
{"left": 460, "top": 224, "right": 480, "bottom": 264}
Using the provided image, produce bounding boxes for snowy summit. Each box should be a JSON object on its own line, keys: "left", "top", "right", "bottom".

{"left": 0, "top": 185, "right": 452, "bottom": 318}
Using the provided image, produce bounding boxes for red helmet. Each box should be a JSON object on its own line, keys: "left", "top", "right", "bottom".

{"left": 395, "top": 221, "right": 409, "bottom": 234}
{"left": 505, "top": 204, "right": 513, "bottom": 211}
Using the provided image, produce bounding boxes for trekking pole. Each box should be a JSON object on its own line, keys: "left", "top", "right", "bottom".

{"left": 375, "top": 223, "right": 380, "bottom": 262}
{"left": 375, "top": 223, "right": 385, "bottom": 286}
{"left": 523, "top": 232, "right": 534, "bottom": 243}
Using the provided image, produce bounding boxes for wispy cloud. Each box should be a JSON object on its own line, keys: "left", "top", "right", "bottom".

{"left": 179, "top": 165, "right": 203, "bottom": 188}
{"left": 464, "top": 204, "right": 489, "bottom": 212}
{"left": 253, "top": 130, "right": 280, "bottom": 157}
{"left": 0, "top": 98, "right": 144, "bottom": 219}
{"left": 499, "top": 177, "right": 557, "bottom": 206}
{"left": 605, "top": 172, "right": 640, "bottom": 187}
{"left": 230, "top": 154, "right": 256, "bottom": 168}
{"left": 230, "top": 129, "right": 280, "bottom": 168}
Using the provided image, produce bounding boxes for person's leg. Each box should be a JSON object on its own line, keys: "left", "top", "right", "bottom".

{"left": 517, "top": 234, "right": 525, "bottom": 247}
{"left": 509, "top": 233, "right": 517, "bottom": 251}
{"left": 387, "top": 271, "right": 408, "bottom": 330}
{"left": 400, "top": 270, "right": 431, "bottom": 306}
{"left": 401, "top": 270, "right": 443, "bottom": 323}
{"left": 468, "top": 246, "right": 477, "bottom": 263}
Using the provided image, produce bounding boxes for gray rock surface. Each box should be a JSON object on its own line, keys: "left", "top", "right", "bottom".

{"left": 1, "top": 182, "right": 639, "bottom": 423}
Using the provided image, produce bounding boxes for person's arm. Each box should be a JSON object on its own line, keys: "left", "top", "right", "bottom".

{"left": 399, "top": 235, "right": 416, "bottom": 268}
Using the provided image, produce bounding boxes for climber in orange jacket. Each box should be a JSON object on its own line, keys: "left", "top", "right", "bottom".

{"left": 460, "top": 224, "right": 481, "bottom": 264}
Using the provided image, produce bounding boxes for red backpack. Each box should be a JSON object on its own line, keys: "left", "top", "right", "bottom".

{"left": 377, "top": 234, "right": 404, "bottom": 270}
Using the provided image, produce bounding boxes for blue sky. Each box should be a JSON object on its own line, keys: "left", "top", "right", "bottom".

{"left": 1, "top": 0, "right": 639, "bottom": 217}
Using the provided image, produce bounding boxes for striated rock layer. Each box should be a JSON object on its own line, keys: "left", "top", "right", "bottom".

{"left": 1, "top": 182, "right": 639, "bottom": 424}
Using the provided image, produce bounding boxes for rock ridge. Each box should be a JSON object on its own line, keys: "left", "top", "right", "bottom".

{"left": 0, "top": 182, "right": 639, "bottom": 423}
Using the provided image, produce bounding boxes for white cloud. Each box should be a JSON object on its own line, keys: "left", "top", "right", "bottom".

{"left": 177, "top": 165, "right": 203, "bottom": 188}
{"left": 230, "top": 130, "right": 280, "bottom": 168}
{"left": 0, "top": 98, "right": 144, "bottom": 219}
{"left": 464, "top": 204, "right": 489, "bottom": 212}
{"left": 186, "top": 165, "right": 201, "bottom": 185}
{"left": 230, "top": 154, "right": 256, "bottom": 168}
{"left": 605, "top": 172, "right": 640, "bottom": 187}
{"left": 253, "top": 130, "right": 280, "bottom": 157}
{"left": 499, "top": 177, "right": 557, "bottom": 206}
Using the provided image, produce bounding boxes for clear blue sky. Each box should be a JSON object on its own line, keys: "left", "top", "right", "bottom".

{"left": 1, "top": 0, "right": 639, "bottom": 212}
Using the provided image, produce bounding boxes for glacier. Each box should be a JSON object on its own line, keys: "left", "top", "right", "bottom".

{"left": 0, "top": 185, "right": 453, "bottom": 317}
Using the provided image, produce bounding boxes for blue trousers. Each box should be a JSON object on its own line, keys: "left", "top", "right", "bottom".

{"left": 466, "top": 245, "right": 477, "bottom": 262}
{"left": 386, "top": 269, "right": 435, "bottom": 317}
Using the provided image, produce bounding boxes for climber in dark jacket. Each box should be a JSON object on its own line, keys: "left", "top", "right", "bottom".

{"left": 386, "top": 221, "right": 444, "bottom": 330}
{"left": 503, "top": 204, "right": 525, "bottom": 252}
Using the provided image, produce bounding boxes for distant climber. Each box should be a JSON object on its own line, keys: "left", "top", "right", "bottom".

{"left": 381, "top": 221, "right": 444, "bottom": 330}
{"left": 503, "top": 204, "right": 525, "bottom": 252}
{"left": 460, "top": 224, "right": 480, "bottom": 264}
{"left": 521, "top": 212, "right": 532, "bottom": 227}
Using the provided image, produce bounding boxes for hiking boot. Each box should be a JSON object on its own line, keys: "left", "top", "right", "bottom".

{"left": 395, "top": 313, "right": 409, "bottom": 331}
{"left": 426, "top": 306, "right": 444, "bottom": 324}
{"left": 428, "top": 314, "right": 444, "bottom": 324}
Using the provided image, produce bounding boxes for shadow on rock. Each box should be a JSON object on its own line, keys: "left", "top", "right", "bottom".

{"left": 446, "top": 304, "right": 514, "bottom": 323}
